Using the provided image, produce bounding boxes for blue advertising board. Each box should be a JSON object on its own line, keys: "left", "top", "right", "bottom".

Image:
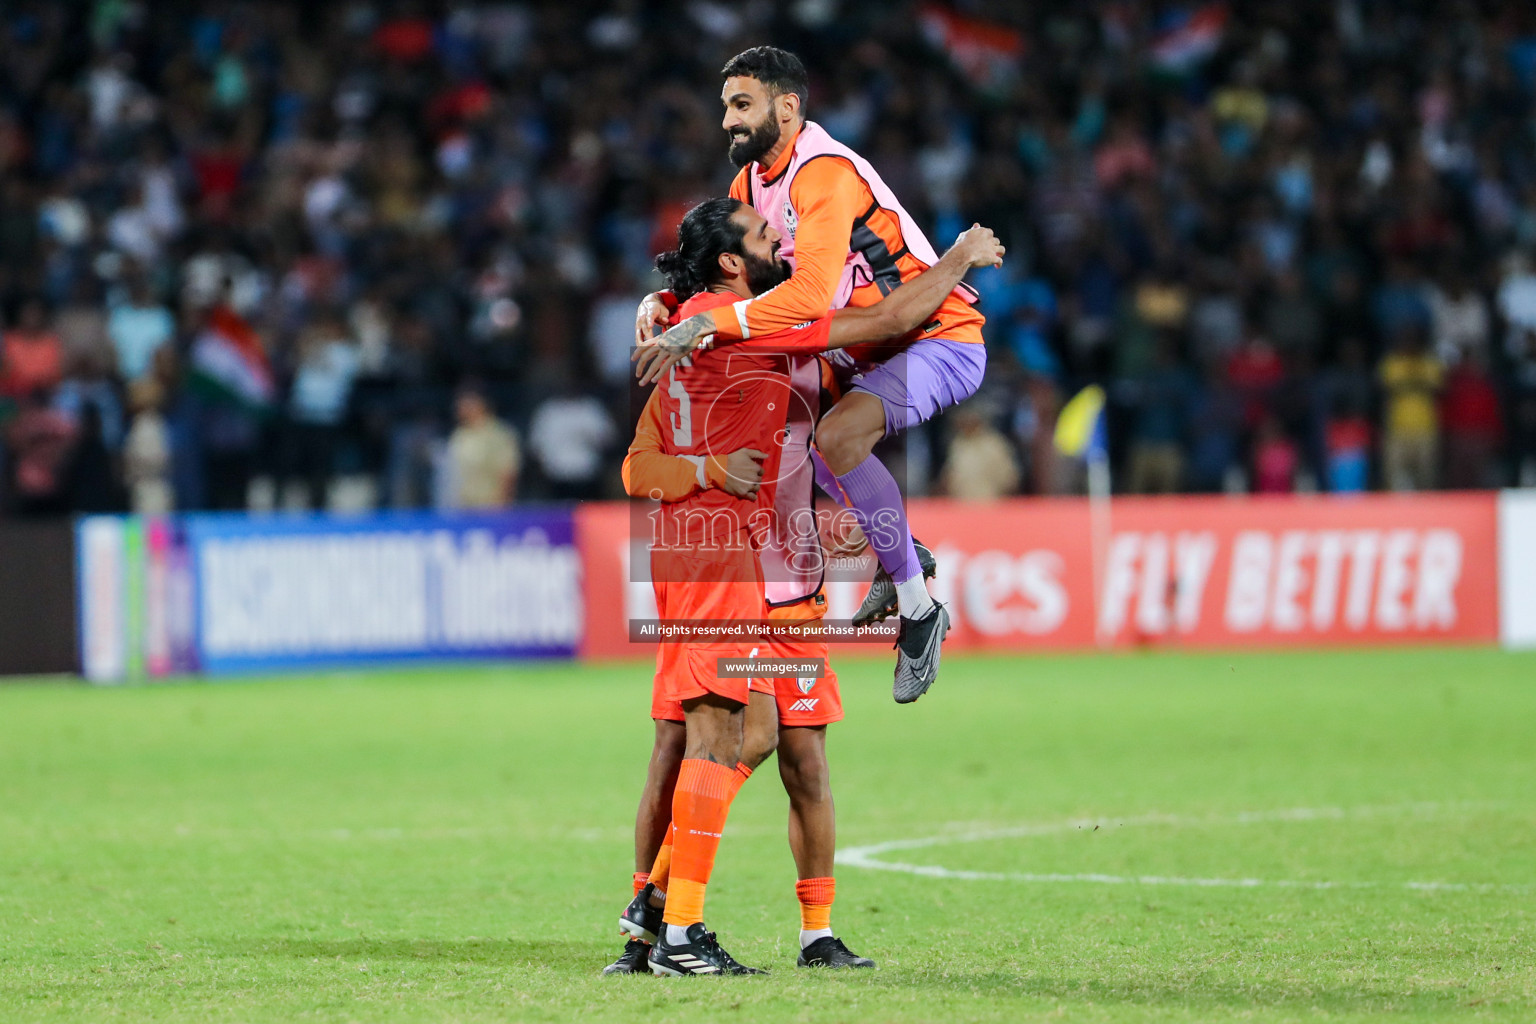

{"left": 78, "top": 509, "right": 581, "bottom": 680}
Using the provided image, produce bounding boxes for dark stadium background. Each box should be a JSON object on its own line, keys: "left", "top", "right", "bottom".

{"left": 0, "top": 0, "right": 1531, "bottom": 520}
{"left": 1, "top": 9, "right": 1534, "bottom": 1018}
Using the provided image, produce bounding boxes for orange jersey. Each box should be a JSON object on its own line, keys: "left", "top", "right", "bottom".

{"left": 624, "top": 290, "right": 831, "bottom": 548}
{"left": 623, "top": 298, "right": 831, "bottom": 510}
{"left": 626, "top": 304, "right": 843, "bottom": 724}
{"left": 627, "top": 291, "right": 836, "bottom": 720}
{"left": 655, "top": 289, "right": 789, "bottom": 549}
{"left": 716, "top": 120, "right": 985, "bottom": 361}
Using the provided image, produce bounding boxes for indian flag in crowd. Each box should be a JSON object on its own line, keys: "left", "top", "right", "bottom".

{"left": 919, "top": 4, "right": 1025, "bottom": 95}
{"left": 189, "top": 306, "right": 274, "bottom": 413}
{"left": 1150, "top": 3, "right": 1227, "bottom": 73}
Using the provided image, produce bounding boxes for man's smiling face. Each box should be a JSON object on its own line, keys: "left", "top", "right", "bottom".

{"left": 728, "top": 203, "right": 790, "bottom": 295}
{"left": 721, "top": 75, "right": 783, "bottom": 169}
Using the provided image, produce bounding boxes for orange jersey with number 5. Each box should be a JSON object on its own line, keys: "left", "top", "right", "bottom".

{"left": 638, "top": 290, "right": 793, "bottom": 547}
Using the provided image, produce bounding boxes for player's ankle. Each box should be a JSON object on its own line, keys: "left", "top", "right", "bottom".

{"left": 895, "top": 575, "right": 934, "bottom": 619}
{"left": 799, "top": 928, "right": 833, "bottom": 948}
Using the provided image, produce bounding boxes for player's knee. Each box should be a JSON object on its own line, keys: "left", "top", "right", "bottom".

{"left": 643, "top": 748, "right": 684, "bottom": 801}
{"left": 778, "top": 751, "right": 830, "bottom": 804}
{"left": 817, "top": 410, "right": 880, "bottom": 476}
{"left": 654, "top": 720, "right": 686, "bottom": 764}
{"left": 739, "top": 720, "right": 778, "bottom": 772}
{"left": 815, "top": 420, "right": 848, "bottom": 473}
{"left": 816, "top": 419, "right": 863, "bottom": 476}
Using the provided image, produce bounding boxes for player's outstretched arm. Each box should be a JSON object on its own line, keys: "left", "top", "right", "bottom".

{"left": 708, "top": 159, "right": 865, "bottom": 345}
{"left": 652, "top": 224, "right": 1007, "bottom": 362}
{"left": 824, "top": 224, "right": 1004, "bottom": 348}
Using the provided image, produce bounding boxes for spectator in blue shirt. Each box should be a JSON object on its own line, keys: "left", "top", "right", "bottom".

{"left": 107, "top": 275, "right": 175, "bottom": 385}
{"left": 281, "top": 313, "right": 360, "bottom": 511}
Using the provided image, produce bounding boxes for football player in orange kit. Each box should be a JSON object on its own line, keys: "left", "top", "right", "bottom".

{"left": 607, "top": 197, "right": 1002, "bottom": 975}
{"left": 636, "top": 47, "right": 992, "bottom": 705}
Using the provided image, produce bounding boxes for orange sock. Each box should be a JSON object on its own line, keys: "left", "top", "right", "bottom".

{"left": 651, "top": 763, "right": 749, "bottom": 897}
{"left": 632, "top": 872, "right": 649, "bottom": 897}
{"left": 796, "top": 877, "right": 835, "bottom": 933}
{"left": 730, "top": 760, "right": 753, "bottom": 795}
{"left": 647, "top": 824, "right": 674, "bottom": 894}
{"left": 662, "top": 759, "right": 742, "bottom": 928}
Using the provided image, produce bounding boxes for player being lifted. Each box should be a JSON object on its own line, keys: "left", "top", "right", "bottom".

{"left": 609, "top": 197, "right": 1002, "bottom": 975}
{"left": 636, "top": 47, "right": 991, "bottom": 704}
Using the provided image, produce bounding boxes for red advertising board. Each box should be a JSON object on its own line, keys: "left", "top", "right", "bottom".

{"left": 575, "top": 493, "right": 1499, "bottom": 659}
{"left": 576, "top": 502, "right": 647, "bottom": 660}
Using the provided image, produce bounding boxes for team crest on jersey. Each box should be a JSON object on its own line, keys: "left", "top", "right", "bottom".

{"left": 796, "top": 676, "right": 816, "bottom": 694}
{"left": 781, "top": 201, "right": 798, "bottom": 239}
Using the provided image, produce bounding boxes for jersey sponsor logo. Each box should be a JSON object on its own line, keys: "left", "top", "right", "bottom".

{"left": 782, "top": 201, "right": 798, "bottom": 239}
{"left": 796, "top": 676, "right": 816, "bottom": 694}
{"left": 788, "top": 697, "right": 819, "bottom": 712}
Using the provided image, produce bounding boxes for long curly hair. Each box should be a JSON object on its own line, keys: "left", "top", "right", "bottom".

{"left": 654, "top": 198, "right": 747, "bottom": 301}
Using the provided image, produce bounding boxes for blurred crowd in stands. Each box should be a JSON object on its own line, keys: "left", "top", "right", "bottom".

{"left": 2, "top": 0, "right": 1536, "bottom": 516}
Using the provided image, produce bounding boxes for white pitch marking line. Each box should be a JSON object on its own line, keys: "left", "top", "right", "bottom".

{"left": 835, "top": 802, "right": 1531, "bottom": 893}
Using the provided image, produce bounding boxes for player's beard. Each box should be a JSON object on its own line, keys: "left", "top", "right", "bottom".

{"left": 728, "top": 116, "right": 781, "bottom": 169}
{"left": 743, "top": 251, "right": 792, "bottom": 296}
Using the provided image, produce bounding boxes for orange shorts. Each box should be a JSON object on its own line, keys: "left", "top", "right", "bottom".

{"left": 650, "top": 545, "right": 770, "bottom": 721}
{"left": 763, "top": 591, "right": 843, "bottom": 728}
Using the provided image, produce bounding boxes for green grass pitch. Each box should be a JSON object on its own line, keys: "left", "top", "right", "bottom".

{"left": 2, "top": 647, "right": 1534, "bottom": 1022}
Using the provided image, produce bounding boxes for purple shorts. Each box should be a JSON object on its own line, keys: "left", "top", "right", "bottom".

{"left": 846, "top": 338, "right": 987, "bottom": 436}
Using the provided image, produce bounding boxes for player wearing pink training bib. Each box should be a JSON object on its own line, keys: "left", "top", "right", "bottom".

{"left": 636, "top": 47, "right": 988, "bottom": 704}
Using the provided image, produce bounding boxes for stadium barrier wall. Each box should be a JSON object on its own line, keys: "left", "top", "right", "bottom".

{"left": 0, "top": 519, "right": 78, "bottom": 676}
{"left": 578, "top": 493, "right": 1503, "bottom": 658}
{"left": 67, "top": 491, "right": 1529, "bottom": 681}
{"left": 76, "top": 510, "right": 581, "bottom": 682}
